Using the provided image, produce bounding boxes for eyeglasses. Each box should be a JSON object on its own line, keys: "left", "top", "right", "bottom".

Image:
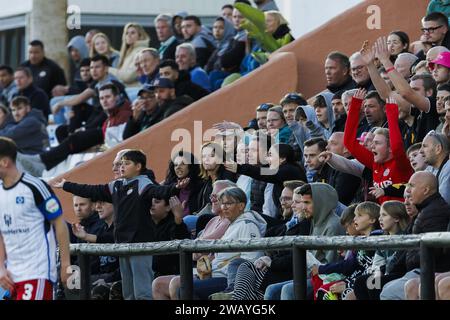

{"left": 351, "top": 65, "right": 365, "bottom": 72}
{"left": 421, "top": 25, "right": 443, "bottom": 33}
{"left": 219, "top": 201, "right": 238, "bottom": 208}
{"left": 256, "top": 103, "right": 274, "bottom": 112}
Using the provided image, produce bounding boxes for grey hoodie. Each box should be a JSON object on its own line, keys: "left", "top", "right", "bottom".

{"left": 212, "top": 210, "right": 267, "bottom": 278}
{"left": 309, "top": 183, "right": 346, "bottom": 264}
{"left": 306, "top": 92, "right": 336, "bottom": 140}
{"left": 290, "top": 105, "right": 322, "bottom": 154}
{"left": 67, "top": 35, "right": 89, "bottom": 61}
{"left": 0, "top": 109, "right": 49, "bottom": 154}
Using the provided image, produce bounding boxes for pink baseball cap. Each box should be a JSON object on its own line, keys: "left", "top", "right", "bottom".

{"left": 429, "top": 51, "right": 450, "bottom": 71}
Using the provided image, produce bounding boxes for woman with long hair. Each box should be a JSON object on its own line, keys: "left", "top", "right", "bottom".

{"left": 90, "top": 33, "right": 120, "bottom": 68}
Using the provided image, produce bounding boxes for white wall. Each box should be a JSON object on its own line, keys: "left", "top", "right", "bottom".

{"left": 276, "top": 0, "right": 364, "bottom": 38}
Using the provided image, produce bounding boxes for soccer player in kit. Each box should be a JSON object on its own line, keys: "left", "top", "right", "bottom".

{"left": 0, "top": 137, "right": 71, "bottom": 300}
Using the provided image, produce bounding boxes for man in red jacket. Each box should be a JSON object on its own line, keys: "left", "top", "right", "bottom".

{"left": 344, "top": 88, "right": 413, "bottom": 203}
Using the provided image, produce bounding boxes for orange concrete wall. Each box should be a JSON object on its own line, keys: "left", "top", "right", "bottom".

{"left": 54, "top": 0, "right": 428, "bottom": 222}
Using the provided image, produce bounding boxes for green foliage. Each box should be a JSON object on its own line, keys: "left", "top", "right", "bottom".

{"left": 234, "top": 2, "right": 282, "bottom": 53}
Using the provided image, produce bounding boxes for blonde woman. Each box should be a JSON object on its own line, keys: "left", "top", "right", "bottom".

{"left": 109, "top": 23, "right": 150, "bottom": 86}
{"left": 90, "top": 33, "right": 120, "bottom": 68}
{"left": 264, "top": 10, "right": 294, "bottom": 41}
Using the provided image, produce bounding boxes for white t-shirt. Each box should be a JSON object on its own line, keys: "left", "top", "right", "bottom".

{"left": 0, "top": 173, "right": 62, "bottom": 283}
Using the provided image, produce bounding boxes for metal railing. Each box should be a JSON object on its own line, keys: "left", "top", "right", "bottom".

{"left": 70, "top": 232, "right": 450, "bottom": 300}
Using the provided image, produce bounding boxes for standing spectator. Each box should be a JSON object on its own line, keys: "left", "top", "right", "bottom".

{"left": 158, "top": 59, "right": 208, "bottom": 101}
{"left": 90, "top": 33, "right": 120, "bottom": 68}
{"left": 109, "top": 23, "right": 150, "bottom": 87}
{"left": 0, "top": 66, "right": 17, "bottom": 106}
{"left": 421, "top": 131, "right": 450, "bottom": 204}
{"left": 181, "top": 15, "right": 216, "bottom": 68}
{"left": 0, "top": 96, "right": 49, "bottom": 155}
{"left": 344, "top": 91, "right": 413, "bottom": 204}
{"left": 21, "top": 40, "right": 67, "bottom": 99}
{"left": 349, "top": 52, "right": 375, "bottom": 91}
{"left": 13, "top": 67, "right": 50, "bottom": 119}
{"left": 176, "top": 43, "right": 211, "bottom": 92}
{"left": 155, "top": 14, "right": 180, "bottom": 61}
{"left": 53, "top": 149, "right": 188, "bottom": 300}
{"left": 122, "top": 85, "right": 159, "bottom": 140}
{"left": 0, "top": 137, "right": 71, "bottom": 300}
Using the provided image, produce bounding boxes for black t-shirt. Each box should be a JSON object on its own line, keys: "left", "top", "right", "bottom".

{"left": 413, "top": 96, "right": 440, "bottom": 142}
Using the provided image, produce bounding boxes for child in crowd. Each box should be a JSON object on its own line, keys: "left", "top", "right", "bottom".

{"left": 353, "top": 200, "right": 410, "bottom": 300}
{"left": 311, "top": 202, "right": 381, "bottom": 300}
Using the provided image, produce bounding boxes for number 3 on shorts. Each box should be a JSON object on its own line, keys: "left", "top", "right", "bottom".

{"left": 22, "top": 284, "right": 34, "bottom": 300}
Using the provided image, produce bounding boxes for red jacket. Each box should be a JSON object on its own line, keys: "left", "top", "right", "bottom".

{"left": 344, "top": 97, "right": 413, "bottom": 204}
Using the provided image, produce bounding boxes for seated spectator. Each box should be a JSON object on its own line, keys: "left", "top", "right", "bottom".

{"left": 90, "top": 33, "right": 120, "bottom": 68}
{"left": 179, "top": 187, "right": 267, "bottom": 300}
{"left": 429, "top": 51, "right": 450, "bottom": 85}
{"left": 305, "top": 93, "right": 336, "bottom": 139}
{"left": 51, "top": 55, "right": 127, "bottom": 126}
{"left": 152, "top": 180, "right": 233, "bottom": 300}
{"left": 149, "top": 196, "right": 191, "bottom": 278}
{"left": 407, "top": 143, "right": 428, "bottom": 172}
{"left": 353, "top": 200, "right": 410, "bottom": 300}
{"left": 176, "top": 43, "right": 211, "bottom": 92}
{"left": 85, "top": 29, "right": 101, "bottom": 52}
{"left": 205, "top": 17, "right": 236, "bottom": 74}
{"left": 0, "top": 65, "right": 17, "bottom": 105}
{"left": 264, "top": 10, "right": 294, "bottom": 42}
{"left": 311, "top": 201, "right": 381, "bottom": 300}
{"left": 109, "top": 23, "right": 150, "bottom": 87}
{"left": 380, "top": 171, "right": 450, "bottom": 300}
{"left": 21, "top": 40, "right": 67, "bottom": 99}
{"left": 225, "top": 143, "right": 307, "bottom": 216}
{"left": 221, "top": 4, "right": 233, "bottom": 20}
{"left": 13, "top": 67, "right": 50, "bottom": 119}
{"left": 138, "top": 48, "right": 161, "bottom": 85}
{"left": 444, "top": 96, "right": 450, "bottom": 138}
{"left": 263, "top": 183, "right": 346, "bottom": 301}
{"left": 303, "top": 138, "right": 330, "bottom": 183}
{"left": 181, "top": 15, "right": 216, "bottom": 68}
{"left": 64, "top": 195, "right": 105, "bottom": 299}
{"left": 291, "top": 102, "right": 322, "bottom": 159}
{"left": 172, "top": 12, "right": 187, "bottom": 41}
{"left": 331, "top": 91, "right": 347, "bottom": 131}
{"left": 67, "top": 35, "right": 89, "bottom": 86}
{"left": 387, "top": 31, "right": 411, "bottom": 64}
{"left": 266, "top": 106, "right": 292, "bottom": 144}
{"left": 122, "top": 85, "right": 159, "bottom": 139}
{"left": 323, "top": 51, "right": 357, "bottom": 94}
{"left": 344, "top": 90, "right": 413, "bottom": 204}
{"left": 155, "top": 14, "right": 180, "bottom": 61}
{"left": 418, "top": 12, "right": 450, "bottom": 61}
{"left": 0, "top": 96, "right": 48, "bottom": 155}
{"left": 255, "top": 103, "right": 274, "bottom": 133}
{"left": 421, "top": 131, "right": 450, "bottom": 204}
{"left": 426, "top": 46, "right": 450, "bottom": 70}
{"left": 394, "top": 53, "right": 418, "bottom": 80}
{"left": 158, "top": 59, "right": 208, "bottom": 101}
{"left": 148, "top": 78, "right": 194, "bottom": 122}
{"left": 18, "top": 84, "right": 131, "bottom": 177}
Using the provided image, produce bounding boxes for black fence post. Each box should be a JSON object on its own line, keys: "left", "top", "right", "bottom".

{"left": 78, "top": 254, "right": 91, "bottom": 300}
{"left": 179, "top": 251, "right": 193, "bottom": 300}
{"left": 420, "top": 243, "right": 435, "bottom": 300}
{"left": 293, "top": 246, "right": 307, "bottom": 300}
